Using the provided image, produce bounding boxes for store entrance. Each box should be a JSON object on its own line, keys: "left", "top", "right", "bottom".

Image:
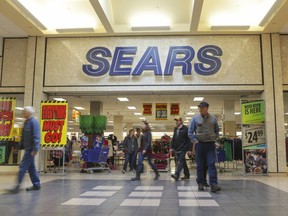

{"left": 42, "top": 93, "right": 261, "bottom": 175}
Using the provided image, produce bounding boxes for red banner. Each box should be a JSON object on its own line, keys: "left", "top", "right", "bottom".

{"left": 143, "top": 103, "right": 152, "bottom": 115}
{"left": 170, "top": 103, "right": 180, "bottom": 115}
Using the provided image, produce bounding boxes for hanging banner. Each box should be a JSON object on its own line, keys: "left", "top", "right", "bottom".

{"left": 0, "top": 146, "right": 6, "bottom": 164}
{"left": 155, "top": 103, "right": 167, "bottom": 120}
{"left": 72, "top": 109, "right": 81, "bottom": 124}
{"left": 143, "top": 103, "right": 152, "bottom": 115}
{"left": 41, "top": 101, "right": 68, "bottom": 147}
{"left": 241, "top": 100, "right": 265, "bottom": 124}
{"left": 242, "top": 125, "right": 265, "bottom": 147}
{"left": 0, "top": 97, "right": 16, "bottom": 140}
{"left": 170, "top": 103, "right": 180, "bottom": 116}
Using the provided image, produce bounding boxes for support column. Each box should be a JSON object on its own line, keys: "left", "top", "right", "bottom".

{"left": 126, "top": 122, "right": 133, "bottom": 132}
{"left": 114, "top": 115, "right": 123, "bottom": 141}
{"left": 223, "top": 100, "right": 236, "bottom": 136}
{"left": 90, "top": 101, "right": 103, "bottom": 115}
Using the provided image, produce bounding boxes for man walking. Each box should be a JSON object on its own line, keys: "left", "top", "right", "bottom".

{"left": 170, "top": 117, "right": 192, "bottom": 181}
{"left": 188, "top": 101, "right": 221, "bottom": 193}
{"left": 9, "top": 106, "right": 41, "bottom": 193}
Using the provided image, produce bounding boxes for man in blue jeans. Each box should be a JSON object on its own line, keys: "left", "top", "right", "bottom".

{"left": 170, "top": 117, "right": 192, "bottom": 181}
{"left": 9, "top": 106, "right": 41, "bottom": 193}
{"left": 188, "top": 101, "right": 221, "bottom": 193}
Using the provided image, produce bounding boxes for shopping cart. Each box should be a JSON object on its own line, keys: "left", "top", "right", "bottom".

{"left": 81, "top": 147, "right": 111, "bottom": 173}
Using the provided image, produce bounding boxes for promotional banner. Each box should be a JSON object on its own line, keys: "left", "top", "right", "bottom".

{"left": 242, "top": 125, "right": 265, "bottom": 147}
{"left": 41, "top": 101, "right": 68, "bottom": 147}
{"left": 156, "top": 103, "right": 167, "bottom": 120}
{"left": 0, "top": 146, "right": 6, "bottom": 164}
{"left": 72, "top": 109, "right": 80, "bottom": 124}
{"left": 0, "top": 97, "right": 16, "bottom": 140}
{"left": 170, "top": 103, "right": 180, "bottom": 116}
{"left": 241, "top": 100, "right": 265, "bottom": 124}
{"left": 243, "top": 149, "right": 267, "bottom": 174}
{"left": 143, "top": 103, "right": 152, "bottom": 115}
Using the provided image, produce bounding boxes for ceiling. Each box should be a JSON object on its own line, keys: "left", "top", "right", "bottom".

{"left": 0, "top": 0, "right": 288, "bottom": 38}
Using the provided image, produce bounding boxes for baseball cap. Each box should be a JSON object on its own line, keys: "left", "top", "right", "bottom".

{"left": 174, "top": 117, "right": 183, "bottom": 122}
{"left": 198, "top": 101, "right": 209, "bottom": 108}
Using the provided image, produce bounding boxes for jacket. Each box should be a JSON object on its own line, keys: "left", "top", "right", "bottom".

{"left": 20, "top": 117, "right": 40, "bottom": 152}
{"left": 140, "top": 130, "right": 152, "bottom": 153}
{"left": 123, "top": 135, "right": 138, "bottom": 154}
{"left": 171, "top": 124, "right": 192, "bottom": 152}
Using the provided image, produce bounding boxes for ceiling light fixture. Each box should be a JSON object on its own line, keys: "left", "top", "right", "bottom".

{"left": 117, "top": 97, "right": 129, "bottom": 102}
{"left": 235, "top": 112, "right": 241, "bottom": 115}
{"left": 127, "top": 106, "right": 136, "bottom": 110}
{"left": 133, "top": 113, "right": 142, "bottom": 116}
{"left": 187, "top": 112, "right": 195, "bottom": 115}
{"left": 211, "top": 25, "right": 250, "bottom": 30}
{"left": 15, "top": 107, "right": 24, "bottom": 110}
{"left": 190, "top": 106, "right": 198, "bottom": 110}
{"left": 74, "top": 107, "right": 85, "bottom": 110}
{"left": 53, "top": 98, "right": 66, "bottom": 101}
{"left": 193, "top": 97, "right": 204, "bottom": 101}
{"left": 139, "top": 117, "right": 146, "bottom": 120}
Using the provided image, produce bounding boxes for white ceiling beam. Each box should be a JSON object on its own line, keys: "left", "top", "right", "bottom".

{"left": 89, "top": 0, "right": 114, "bottom": 33}
{"left": 190, "top": 0, "right": 204, "bottom": 32}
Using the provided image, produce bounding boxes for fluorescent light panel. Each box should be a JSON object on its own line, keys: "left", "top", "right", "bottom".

{"left": 118, "top": 97, "right": 129, "bottom": 102}
{"left": 190, "top": 106, "right": 198, "bottom": 110}
{"left": 235, "top": 112, "right": 241, "bottom": 115}
{"left": 133, "top": 113, "right": 142, "bottom": 116}
{"left": 193, "top": 97, "right": 204, "bottom": 101}
{"left": 127, "top": 106, "right": 136, "bottom": 110}
{"left": 187, "top": 112, "right": 195, "bottom": 115}
{"left": 53, "top": 98, "right": 66, "bottom": 101}
{"left": 15, "top": 107, "right": 24, "bottom": 110}
{"left": 74, "top": 107, "right": 85, "bottom": 110}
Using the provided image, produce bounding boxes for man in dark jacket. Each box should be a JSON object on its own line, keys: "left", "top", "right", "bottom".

{"left": 131, "top": 121, "right": 160, "bottom": 181}
{"left": 170, "top": 117, "right": 192, "bottom": 181}
{"left": 122, "top": 129, "right": 138, "bottom": 173}
{"left": 9, "top": 106, "right": 41, "bottom": 193}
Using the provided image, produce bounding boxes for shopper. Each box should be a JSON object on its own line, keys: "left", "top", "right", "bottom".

{"left": 188, "top": 101, "right": 221, "bottom": 193}
{"left": 122, "top": 129, "right": 138, "bottom": 173}
{"left": 170, "top": 117, "right": 192, "bottom": 181}
{"left": 8, "top": 106, "right": 41, "bottom": 194}
{"left": 131, "top": 121, "right": 160, "bottom": 181}
{"left": 134, "top": 128, "right": 142, "bottom": 170}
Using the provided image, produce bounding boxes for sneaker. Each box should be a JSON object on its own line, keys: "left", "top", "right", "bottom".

{"left": 198, "top": 183, "right": 204, "bottom": 191}
{"left": 180, "top": 176, "right": 190, "bottom": 180}
{"left": 171, "top": 174, "right": 179, "bottom": 181}
{"left": 154, "top": 173, "right": 160, "bottom": 180}
{"left": 122, "top": 170, "right": 126, "bottom": 174}
{"left": 203, "top": 182, "right": 210, "bottom": 188}
{"left": 211, "top": 185, "right": 221, "bottom": 193}
{"left": 131, "top": 177, "right": 140, "bottom": 181}
{"left": 26, "top": 186, "right": 41, "bottom": 191}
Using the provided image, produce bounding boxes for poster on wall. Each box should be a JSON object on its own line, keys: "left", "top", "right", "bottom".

{"left": 41, "top": 101, "right": 68, "bottom": 147}
{"left": 72, "top": 109, "right": 81, "bottom": 124}
{"left": 241, "top": 100, "right": 265, "bottom": 124}
{"left": 170, "top": 103, "right": 180, "bottom": 116}
{"left": 156, "top": 103, "right": 167, "bottom": 120}
{"left": 241, "top": 100, "right": 267, "bottom": 175}
{"left": 0, "top": 97, "right": 16, "bottom": 140}
{"left": 143, "top": 104, "right": 152, "bottom": 115}
{"left": 0, "top": 146, "right": 6, "bottom": 164}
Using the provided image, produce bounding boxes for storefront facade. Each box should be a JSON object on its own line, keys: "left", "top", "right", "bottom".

{"left": 0, "top": 34, "right": 287, "bottom": 173}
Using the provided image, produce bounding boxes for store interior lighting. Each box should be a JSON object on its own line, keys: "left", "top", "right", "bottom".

{"left": 193, "top": 97, "right": 204, "bottom": 101}
{"left": 127, "top": 106, "right": 136, "bottom": 110}
{"left": 117, "top": 97, "right": 129, "bottom": 102}
{"left": 53, "top": 98, "right": 66, "bottom": 101}
{"left": 74, "top": 107, "right": 85, "bottom": 110}
{"left": 133, "top": 113, "right": 142, "bottom": 116}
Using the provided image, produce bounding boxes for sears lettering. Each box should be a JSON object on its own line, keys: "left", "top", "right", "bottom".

{"left": 82, "top": 45, "right": 222, "bottom": 77}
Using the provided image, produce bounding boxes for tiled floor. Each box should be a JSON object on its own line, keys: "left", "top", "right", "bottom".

{"left": 0, "top": 171, "right": 288, "bottom": 216}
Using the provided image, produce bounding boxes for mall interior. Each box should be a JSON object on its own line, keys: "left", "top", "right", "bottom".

{"left": 0, "top": 1, "right": 288, "bottom": 216}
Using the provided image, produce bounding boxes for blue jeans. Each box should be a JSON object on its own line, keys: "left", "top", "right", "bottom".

{"left": 18, "top": 150, "right": 40, "bottom": 187}
{"left": 175, "top": 151, "right": 190, "bottom": 178}
{"left": 123, "top": 152, "right": 135, "bottom": 171}
{"left": 195, "top": 142, "right": 218, "bottom": 186}
{"left": 136, "top": 152, "right": 158, "bottom": 178}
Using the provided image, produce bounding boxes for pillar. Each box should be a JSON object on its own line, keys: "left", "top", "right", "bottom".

{"left": 114, "top": 115, "right": 124, "bottom": 141}
{"left": 90, "top": 101, "right": 103, "bottom": 115}
{"left": 223, "top": 100, "right": 236, "bottom": 136}
{"left": 126, "top": 122, "right": 133, "bottom": 132}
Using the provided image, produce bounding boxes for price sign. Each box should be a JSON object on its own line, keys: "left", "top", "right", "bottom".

{"left": 155, "top": 103, "right": 167, "bottom": 120}
{"left": 242, "top": 125, "right": 265, "bottom": 146}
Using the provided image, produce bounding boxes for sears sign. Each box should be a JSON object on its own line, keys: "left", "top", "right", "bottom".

{"left": 82, "top": 45, "right": 222, "bottom": 77}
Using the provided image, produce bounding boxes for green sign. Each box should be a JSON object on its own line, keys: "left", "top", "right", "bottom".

{"left": 0, "top": 146, "right": 6, "bottom": 164}
{"left": 241, "top": 100, "right": 265, "bottom": 124}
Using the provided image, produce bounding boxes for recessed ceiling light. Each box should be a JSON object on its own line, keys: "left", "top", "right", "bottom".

{"left": 53, "top": 98, "right": 66, "bottom": 101}
{"left": 193, "top": 97, "right": 204, "bottom": 101}
{"left": 15, "top": 107, "right": 24, "bottom": 110}
{"left": 185, "top": 117, "right": 192, "bottom": 119}
{"left": 118, "top": 97, "right": 129, "bottom": 102}
{"left": 139, "top": 117, "right": 146, "bottom": 120}
{"left": 16, "top": 117, "right": 25, "bottom": 120}
{"left": 190, "top": 106, "right": 198, "bottom": 110}
{"left": 74, "top": 107, "right": 85, "bottom": 110}
{"left": 133, "top": 113, "right": 142, "bottom": 116}
{"left": 127, "top": 106, "right": 136, "bottom": 110}
{"left": 235, "top": 112, "right": 241, "bottom": 115}
{"left": 187, "top": 112, "right": 195, "bottom": 115}
{"left": 285, "top": 123, "right": 288, "bottom": 126}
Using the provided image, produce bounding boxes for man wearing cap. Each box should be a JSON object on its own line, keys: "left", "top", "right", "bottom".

{"left": 8, "top": 106, "right": 41, "bottom": 193}
{"left": 170, "top": 117, "right": 192, "bottom": 181}
{"left": 188, "top": 101, "right": 221, "bottom": 193}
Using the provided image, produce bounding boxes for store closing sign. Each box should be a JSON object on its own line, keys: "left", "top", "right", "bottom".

{"left": 41, "top": 101, "right": 68, "bottom": 147}
{"left": 82, "top": 45, "right": 222, "bottom": 77}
